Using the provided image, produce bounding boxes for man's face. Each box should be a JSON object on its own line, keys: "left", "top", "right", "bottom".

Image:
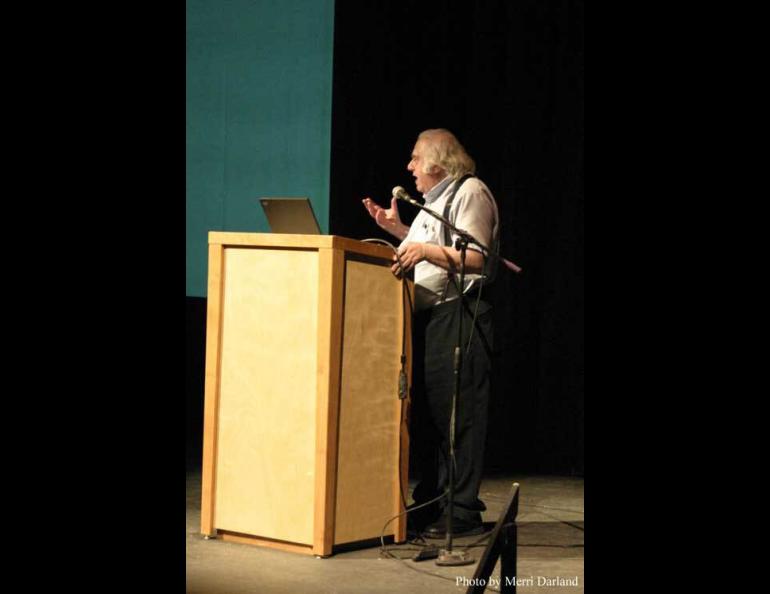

{"left": 407, "top": 140, "right": 444, "bottom": 194}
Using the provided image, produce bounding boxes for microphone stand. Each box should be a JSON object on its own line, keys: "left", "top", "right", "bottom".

{"left": 395, "top": 193, "right": 522, "bottom": 274}
{"left": 396, "top": 193, "right": 521, "bottom": 567}
{"left": 438, "top": 232, "right": 473, "bottom": 566}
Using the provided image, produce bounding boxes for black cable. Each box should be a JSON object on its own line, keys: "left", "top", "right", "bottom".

{"left": 464, "top": 256, "right": 488, "bottom": 357}
{"left": 379, "top": 547, "right": 502, "bottom": 591}
{"left": 519, "top": 503, "right": 585, "bottom": 515}
{"left": 360, "top": 237, "right": 414, "bottom": 316}
{"left": 360, "top": 238, "right": 422, "bottom": 541}
{"left": 359, "top": 239, "right": 526, "bottom": 556}
{"left": 377, "top": 489, "right": 449, "bottom": 557}
{"left": 363, "top": 238, "right": 491, "bottom": 547}
{"left": 444, "top": 246, "right": 491, "bottom": 359}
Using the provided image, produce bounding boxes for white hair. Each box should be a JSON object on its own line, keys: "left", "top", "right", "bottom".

{"left": 417, "top": 129, "right": 476, "bottom": 179}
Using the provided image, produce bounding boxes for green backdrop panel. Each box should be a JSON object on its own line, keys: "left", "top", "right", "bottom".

{"left": 186, "top": 0, "right": 334, "bottom": 297}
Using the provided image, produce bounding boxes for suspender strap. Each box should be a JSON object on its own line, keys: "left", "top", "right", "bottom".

{"left": 439, "top": 174, "right": 475, "bottom": 302}
{"left": 441, "top": 174, "right": 475, "bottom": 248}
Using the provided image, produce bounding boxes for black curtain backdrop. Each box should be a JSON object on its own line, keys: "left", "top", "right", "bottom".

{"left": 329, "top": 0, "right": 583, "bottom": 474}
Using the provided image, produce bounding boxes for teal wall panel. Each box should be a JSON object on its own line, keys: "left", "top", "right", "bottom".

{"left": 186, "top": 0, "right": 334, "bottom": 297}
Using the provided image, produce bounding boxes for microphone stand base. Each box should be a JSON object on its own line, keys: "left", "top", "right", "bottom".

{"left": 436, "top": 549, "right": 475, "bottom": 566}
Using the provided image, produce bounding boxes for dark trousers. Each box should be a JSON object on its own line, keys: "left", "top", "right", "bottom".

{"left": 410, "top": 295, "right": 493, "bottom": 522}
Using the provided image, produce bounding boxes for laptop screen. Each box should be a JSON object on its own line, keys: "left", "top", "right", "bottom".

{"left": 259, "top": 197, "right": 321, "bottom": 235}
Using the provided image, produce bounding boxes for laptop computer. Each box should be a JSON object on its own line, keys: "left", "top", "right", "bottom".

{"left": 259, "top": 197, "right": 321, "bottom": 234}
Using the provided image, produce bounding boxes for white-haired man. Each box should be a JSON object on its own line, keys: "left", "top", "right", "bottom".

{"left": 362, "top": 129, "right": 499, "bottom": 538}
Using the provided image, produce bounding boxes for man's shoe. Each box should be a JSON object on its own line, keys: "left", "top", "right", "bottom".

{"left": 423, "top": 515, "right": 484, "bottom": 539}
{"left": 406, "top": 502, "right": 442, "bottom": 535}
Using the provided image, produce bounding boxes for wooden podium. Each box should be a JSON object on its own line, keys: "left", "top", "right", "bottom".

{"left": 200, "top": 233, "right": 411, "bottom": 556}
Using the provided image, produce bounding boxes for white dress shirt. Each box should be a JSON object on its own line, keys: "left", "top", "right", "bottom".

{"left": 399, "top": 175, "right": 499, "bottom": 311}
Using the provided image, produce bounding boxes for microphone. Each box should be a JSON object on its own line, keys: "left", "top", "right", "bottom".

{"left": 392, "top": 186, "right": 419, "bottom": 206}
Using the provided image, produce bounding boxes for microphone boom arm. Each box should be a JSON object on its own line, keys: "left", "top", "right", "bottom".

{"left": 394, "top": 191, "right": 522, "bottom": 274}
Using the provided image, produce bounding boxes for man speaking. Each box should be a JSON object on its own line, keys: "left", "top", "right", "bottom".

{"left": 362, "top": 128, "right": 499, "bottom": 538}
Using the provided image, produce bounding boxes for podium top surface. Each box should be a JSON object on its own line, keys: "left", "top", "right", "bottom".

{"left": 208, "top": 232, "right": 395, "bottom": 260}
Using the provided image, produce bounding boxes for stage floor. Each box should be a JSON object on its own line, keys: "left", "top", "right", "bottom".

{"left": 186, "top": 469, "right": 584, "bottom": 593}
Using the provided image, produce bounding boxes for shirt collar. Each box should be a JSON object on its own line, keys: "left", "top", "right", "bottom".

{"left": 422, "top": 175, "right": 453, "bottom": 204}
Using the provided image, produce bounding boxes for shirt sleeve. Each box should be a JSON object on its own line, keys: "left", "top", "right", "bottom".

{"left": 448, "top": 180, "right": 498, "bottom": 254}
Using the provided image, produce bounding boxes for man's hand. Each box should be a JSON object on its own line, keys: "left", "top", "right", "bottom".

{"left": 391, "top": 242, "right": 427, "bottom": 278}
{"left": 362, "top": 196, "right": 409, "bottom": 240}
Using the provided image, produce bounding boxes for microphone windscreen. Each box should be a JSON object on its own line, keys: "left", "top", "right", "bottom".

{"left": 392, "top": 186, "right": 405, "bottom": 197}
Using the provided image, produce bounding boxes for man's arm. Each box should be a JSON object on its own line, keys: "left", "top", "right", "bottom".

{"left": 392, "top": 243, "right": 486, "bottom": 277}
{"left": 391, "top": 184, "right": 495, "bottom": 277}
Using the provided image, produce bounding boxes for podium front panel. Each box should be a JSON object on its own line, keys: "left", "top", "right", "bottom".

{"left": 214, "top": 247, "right": 319, "bottom": 545}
